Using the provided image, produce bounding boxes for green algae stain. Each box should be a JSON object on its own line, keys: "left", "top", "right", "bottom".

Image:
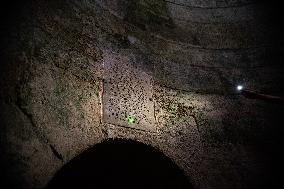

{"left": 156, "top": 96, "right": 195, "bottom": 126}
{"left": 127, "top": 115, "right": 136, "bottom": 125}
{"left": 160, "top": 99, "right": 193, "bottom": 118}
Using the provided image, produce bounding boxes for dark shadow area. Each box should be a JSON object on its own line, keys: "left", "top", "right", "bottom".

{"left": 46, "top": 139, "right": 194, "bottom": 189}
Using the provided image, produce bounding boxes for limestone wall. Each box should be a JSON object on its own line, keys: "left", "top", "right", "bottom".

{"left": 0, "top": 0, "right": 282, "bottom": 189}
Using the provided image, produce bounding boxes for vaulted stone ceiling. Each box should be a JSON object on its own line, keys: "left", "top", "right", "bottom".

{"left": 0, "top": 1, "right": 283, "bottom": 189}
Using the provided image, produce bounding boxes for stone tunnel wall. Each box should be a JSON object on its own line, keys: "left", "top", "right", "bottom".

{"left": 0, "top": 0, "right": 283, "bottom": 189}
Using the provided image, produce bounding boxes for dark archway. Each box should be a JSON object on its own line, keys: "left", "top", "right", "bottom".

{"left": 46, "top": 139, "right": 194, "bottom": 189}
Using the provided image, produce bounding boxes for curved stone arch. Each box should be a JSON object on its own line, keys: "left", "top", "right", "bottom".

{"left": 0, "top": 0, "right": 282, "bottom": 189}
{"left": 46, "top": 138, "right": 194, "bottom": 189}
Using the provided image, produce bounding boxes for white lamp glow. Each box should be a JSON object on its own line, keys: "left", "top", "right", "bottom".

{"left": 237, "top": 85, "right": 243, "bottom": 91}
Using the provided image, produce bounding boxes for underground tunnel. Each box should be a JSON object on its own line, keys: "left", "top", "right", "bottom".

{"left": 46, "top": 139, "right": 194, "bottom": 189}
{"left": 0, "top": 0, "right": 283, "bottom": 189}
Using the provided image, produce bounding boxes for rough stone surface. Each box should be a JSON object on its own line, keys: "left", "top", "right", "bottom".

{"left": 0, "top": 0, "right": 283, "bottom": 189}
{"left": 102, "top": 50, "right": 156, "bottom": 131}
{"left": 165, "top": 0, "right": 256, "bottom": 8}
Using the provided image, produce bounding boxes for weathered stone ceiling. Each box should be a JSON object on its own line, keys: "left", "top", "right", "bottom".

{"left": 93, "top": 0, "right": 282, "bottom": 96}
{"left": 165, "top": 0, "right": 257, "bottom": 8}
{"left": 0, "top": 0, "right": 282, "bottom": 189}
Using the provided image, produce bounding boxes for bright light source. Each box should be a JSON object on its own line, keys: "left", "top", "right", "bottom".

{"left": 237, "top": 85, "right": 243, "bottom": 91}
{"left": 127, "top": 115, "right": 136, "bottom": 125}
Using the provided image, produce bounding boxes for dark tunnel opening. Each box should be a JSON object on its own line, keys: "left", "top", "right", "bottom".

{"left": 46, "top": 139, "right": 194, "bottom": 189}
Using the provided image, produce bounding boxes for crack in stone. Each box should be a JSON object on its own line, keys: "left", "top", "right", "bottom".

{"left": 164, "top": 0, "right": 260, "bottom": 9}
{"left": 15, "top": 99, "right": 48, "bottom": 145}
{"left": 15, "top": 96, "right": 64, "bottom": 162}
{"left": 49, "top": 144, "right": 64, "bottom": 162}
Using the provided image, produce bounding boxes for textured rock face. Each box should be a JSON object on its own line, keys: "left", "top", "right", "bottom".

{"left": 0, "top": 0, "right": 283, "bottom": 189}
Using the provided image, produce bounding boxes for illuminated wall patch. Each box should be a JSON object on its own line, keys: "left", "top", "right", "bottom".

{"left": 102, "top": 52, "right": 155, "bottom": 131}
